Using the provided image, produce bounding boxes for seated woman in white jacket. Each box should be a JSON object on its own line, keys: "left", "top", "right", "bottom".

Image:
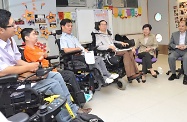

{"left": 95, "top": 20, "right": 142, "bottom": 81}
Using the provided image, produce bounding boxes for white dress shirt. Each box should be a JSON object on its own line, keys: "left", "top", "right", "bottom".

{"left": 179, "top": 31, "right": 186, "bottom": 45}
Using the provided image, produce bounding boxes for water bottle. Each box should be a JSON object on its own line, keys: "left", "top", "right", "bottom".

{"left": 157, "top": 67, "right": 163, "bottom": 74}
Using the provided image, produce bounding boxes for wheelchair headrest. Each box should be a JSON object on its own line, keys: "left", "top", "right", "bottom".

{"left": 17, "top": 45, "right": 27, "bottom": 61}
{"left": 55, "top": 39, "right": 61, "bottom": 52}
{"left": 95, "top": 22, "right": 100, "bottom": 31}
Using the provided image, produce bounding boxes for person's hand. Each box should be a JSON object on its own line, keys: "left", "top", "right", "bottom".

{"left": 109, "top": 45, "right": 116, "bottom": 51}
{"left": 132, "top": 48, "right": 136, "bottom": 55}
{"left": 177, "top": 45, "right": 186, "bottom": 50}
{"left": 38, "top": 52, "right": 48, "bottom": 58}
{"left": 38, "top": 52, "right": 44, "bottom": 56}
{"left": 145, "top": 47, "right": 151, "bottom": 52}
{"left": 44, "top": 52, "right": 48, "bottom": 58}
{"left": 84, "top": 49, "right": 88, "bottom": 52}
{"left": 76, "top": 47, "right": 82, "bottom": 51}
{"left": 176, "top": 45, "right": 181, "bottom": 49}
{"left": 180, "top": 45, "right": 187, "bottom": 50}
{"left": 27, "top": 62, "right": 39, "bottom": 72}
{"left": 121, "top": 42, "right": 129, "bottom": 47}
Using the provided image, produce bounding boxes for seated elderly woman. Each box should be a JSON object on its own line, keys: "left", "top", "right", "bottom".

{"left": 132, "top": 24, "right": 158, "bottom": 83}
{"left": 95, "top": 20, "right": 142, "bottom": 81}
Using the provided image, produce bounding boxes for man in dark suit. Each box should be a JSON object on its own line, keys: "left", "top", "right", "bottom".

{"left": 168, "top": 20, "right": 187, "bottom": 84}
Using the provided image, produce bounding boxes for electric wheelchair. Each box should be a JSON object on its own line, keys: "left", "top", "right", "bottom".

{"left": 52, "top": 31, "right": 106, "bottom": 95}
{"left": 17, "top": 44, "right": 86, "bottom": 108}
{"left": 90, "top": 23, "right": 141, "bottom": 89}
{"left": 90, "top": 32, "right": 128, "bottom": 90}
{"left": 55, "top": 38, "right": 103, "bottom": 94}
{"left": 0, "top": 63, "right": 67, "bottom": 122}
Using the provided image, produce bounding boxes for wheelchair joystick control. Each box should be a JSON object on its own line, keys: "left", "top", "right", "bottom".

{"left": 39, "top": 104, "right": 48, "bottom": 114}
{"left": 39, "top": 62, "right": 42, "bottom": 69}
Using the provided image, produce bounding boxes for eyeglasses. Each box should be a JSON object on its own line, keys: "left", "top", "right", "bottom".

{"left": 100, "top": 24, "right": 107, "bottom": 26}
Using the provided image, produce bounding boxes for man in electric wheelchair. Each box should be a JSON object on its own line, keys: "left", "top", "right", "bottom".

{"left": 59, "top": 19, "right": 119, "bottom": 86}
{"left": 0, "top": 9, "right": 91, "bottom": 122}
{"left": 93, "top": 20, "right": 142, "bottom": 83}
{"left": 20, "top": 28, "right": 92, "bottom": 106}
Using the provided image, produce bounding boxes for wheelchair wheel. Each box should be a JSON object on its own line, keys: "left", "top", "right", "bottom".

{"left": 94, "top": 82, "right": 101, "bottom": 91}
{"left": 116, "top": 80, "right": 126, "bottom": 90}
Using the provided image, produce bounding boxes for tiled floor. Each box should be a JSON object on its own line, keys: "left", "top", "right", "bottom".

{"left": 84, "top": 54, "right": 187, "bottom": 122}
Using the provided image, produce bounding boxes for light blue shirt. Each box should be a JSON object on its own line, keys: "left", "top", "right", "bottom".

{"left": 60, "top": 32, "right": 85, "bottom": 52}
{"left": 0, "top": 37, "right": 21, "bottom": 71}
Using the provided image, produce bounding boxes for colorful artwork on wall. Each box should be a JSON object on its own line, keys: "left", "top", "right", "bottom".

{"left": 23, "top": 10, "right": 35, "bottom": 22}
{"left": 35, "top": 14, "right": 46, "bottom": 23}
{"left": 46, "top": 12, "right": 56, "bottom": 23}
{"left": 58, "top": 12, "right": 64, "bottom": 20}
{"left": 15, "top": 26, "right": 22, "bottom": 40}
{"left": 15, "top": 18, "right": 25, "bottom": 25}
{"left": 40, "top": 28, "right": 51, "bottom": 39}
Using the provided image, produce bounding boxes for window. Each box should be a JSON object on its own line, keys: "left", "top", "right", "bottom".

{"left": 156, "top": 34, "right": 162, "bottom": 42}
{"left": 124, "top": 0, "right": 138, "bottom": 8}
{"left": 155, "top": 13, "right": 162, "bottom": 22}
{"left": 56, "top": 0, "right": 68, "bottom": 7}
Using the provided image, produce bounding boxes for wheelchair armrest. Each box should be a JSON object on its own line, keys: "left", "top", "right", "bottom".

{"left": 95, "top": 48, "right": 113, "bottom": 53}
{"left": 17, "top": 44, "right": 25, "bottom": 48}
{"left": 8, "top": 112, "right": 29, "bottom": 122}
{"left": 62, "top": 50, "right": 82, "bottom": 57}
{"left": 0, "top": 74, "right": 18, "bottom": 84}
{"left": 92, "top": 46, "right": 99, "bottom": 51}
{"left": 45, "top": 55, "right": 59, "bottom": 60}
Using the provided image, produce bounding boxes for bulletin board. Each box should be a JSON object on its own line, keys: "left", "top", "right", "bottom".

{"left": 9, "top": 0, "right": 59, "bottom": 57}
{"left": 76, "top": 9, "right": 113, "bottom": 44}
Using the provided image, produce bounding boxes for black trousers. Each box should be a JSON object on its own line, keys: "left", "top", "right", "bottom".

{"left": 58, "top": 70, "right": 81, "bottom": 93}
{"left": 137, "top": 52, "right": 153, "bottom": 74}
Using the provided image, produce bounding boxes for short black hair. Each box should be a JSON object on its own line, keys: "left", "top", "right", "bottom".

{"left": 60, "top": 19, "right": 72, "bottom": 26}
{"left": 142, "top": 24, "right": 152, "bottom": 31}
{"left": 0, "top": 9, "right": 11, "bottom": 28}
{"left": 95, "top": 20, "right": 108, "bottom": 30}
{"left": 20, "top": 28, "right": 34, "bottom": 42}
{"left": 98, "top": 20, "right": 107, "bottom": 26}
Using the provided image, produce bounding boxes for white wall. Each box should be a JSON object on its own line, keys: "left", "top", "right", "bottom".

{"left": 56, "top": 0, "right": 97, "bottom": 36}
{"left": 9, "top": 0, "right": 58, "bottom": 59}
{"left": 0, "top": 0, "right": 2, "bottom": 9}
{"left": 123, "top": 0, "right": 148, "bottom": 41}
{"left": 57, "top": 0, "right": 148, "bottom": 41}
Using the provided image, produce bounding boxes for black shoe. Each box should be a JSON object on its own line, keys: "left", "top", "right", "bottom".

{"left": 151, "top": 74, "right": 157, "bottom": 78}
{"left": 128, "top": 73, "right": 142, "bottom": 81}
{"left": 183, "top": 75, "right": 187, "bottom": 85}
{"left": 168, "top": 74, "right": 177, "bottom": 81}
{"left": 142, "top": 80, "right": 146, "bottom": 83}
